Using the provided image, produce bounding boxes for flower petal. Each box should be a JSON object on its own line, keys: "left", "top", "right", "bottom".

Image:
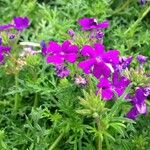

{"left": 47, "top": 41, "right": 61, "bottom": 54}
{"left": 61, "top": 40, "right": 71, "bottom": 52}
{"left": 93, "top": 62, "right": 111, "bottom": 79}
{"left": 46, "top": 55, "right": 64, "bottom": 64}
{"left": 102, "top": 50, "right": 120, "bottom": 64}
{"left": 94, "top": 43, "right": 105, "bottom": 55}
{"left": 97, "top": 20, "right": 109, "bottom": 28}
{"left": 67, "top": 45, "right": 78, "bottom": 53}
{"left": 64, "top": 53, "right": 77, "bottom": 63}
{"left": 97, "top": 77, "right": 111, "bottom": 88}
{"left": 126, "top": 107, "right": 138, "bottom": 120}
{"left": 81, "top": 45, "right": 95, "bottom": 57}
{"left": 78, "top": 59, "right": 95, "bottom": 74}
{"left": 102, "top": 88, "right": 113, "bottom": 100}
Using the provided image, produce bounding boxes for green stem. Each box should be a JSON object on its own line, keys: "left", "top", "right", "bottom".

{"left": 112, "top": 0, "right": 131, "bottom": 15}
{"left": 105, "top": 138, "right": 110, "bottom": 150}
{"left": 49, "top": 132, "right": 64, "bottom": 150}
{"left": 14, "top": 74, "right": 19, "bottom": 112}
{"left": 96, "top": 117, "right": 102, "bottom": 150}
{"left": 33, "top": 93, "right": 38, "bottom": 108}
{"left": 125, "top": 5, "right": 150, "bottom": 34}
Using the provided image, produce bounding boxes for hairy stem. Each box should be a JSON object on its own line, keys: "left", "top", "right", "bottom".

{"left": 96, "top": 117, "right": 102, "bottom": 150}
{"left": 33, "top": 93, "right": 38, "bottom": 108}
{"left": 112, "top": 0, "right": 131, "bottom": 15}
{"left": 125, "top": 5, "right": 150, "bottom": 34}
{"left": 14, "top": 74, "right": 19, "bottom": 112}
{"left": 49, "top": 132, "right": 64, "bottom": 150}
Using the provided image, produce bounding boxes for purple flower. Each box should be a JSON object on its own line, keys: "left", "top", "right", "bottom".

{"left": 97, "top": 71, "right": 130, "bottom": 100}
{"left": 0, "top": 45, "right": 11, "bottom": 63}
{"left": 13, "top": 17, "right": 29, "bottom": 31}
{"left": 46, "top": 40, "right": 78, "bottom": 65}
{"left": 0, "top": 45, "right": 11, "bottom": 53}
{"left": 78, "top": 43, "right": 120, "bottom": 79}
{"left": 0, "top": 53, "right": 4, "bottom": 63}
{"left": 78, "top": 18, "right": 109, "bottom": 30}
{"left": 118, "top": 56, "right": 133, "bottom": 71}
{"left": 96, "top": 30, "right": 104, "bottom": 39}
{"left": 55, "top": 64, "right": 70, "bottom": 78}
{"left": 126, "top": 88, "right": 147, "bottom": 119}
{"left": 140, "top": 0, "right": 150, "bottom": 5}
{"left": 137, "top": 55, "right": 148, "bottom": 64}
{"left": 68, "top": 29, "right": 75, "bottom": 37}
{"left": 9, "top": 34, "right": 15, "bottom": 39}
{"left": 40, "top": 40, "right": 47, "bottom": 56}
{"left": 0, "top": 17, "right": 29, "bottom": 31}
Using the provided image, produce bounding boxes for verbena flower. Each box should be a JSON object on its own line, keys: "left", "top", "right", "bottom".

{"left": 55, "top": 64, "right": 70, "bottom": 78}
{"left": 140, "top": 0, "right": 150, "bottom": 5}
{"left": 68, "top": 29, "right": 75, "bottom": 37}
{"left": 118, "top": 56, "right": 133, "bottom": 70}
{"left": 78, "top": 43, "right": 120, "bottom": 78}
{"left": 13, "top": 17, "right": 29, "bottom": 31}
{"left": 127, "top": 88, "right": 147, "bottom": 119}
{"left": 0, "top": 17, "right": 29, "bottom": 31}
{"left": 97, "top": 71, "right": 130, "bottom": 100}
{"left": 40, "top": 40, "right": 47, "bottom": 56}
{"left": 0, "top": 45, "right": 11, "bottom": 63}
{"left": 46, "top": 40, "right": 78, "bottom": 65}
{"left": 78, "top": 18, "right": 109, "bottom": 30}
{"left": 137, "top": 54, "right": 148, "bottom": 64}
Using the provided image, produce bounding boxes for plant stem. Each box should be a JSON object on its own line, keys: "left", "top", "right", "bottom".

{"left": 96, "top": 117, "right": 102, "bottom": 150}
{"left": 14, "top": 73, "right": 19, "bottom": 112}
{"left": 112, "top": 0, "right": 131, "bottom": 15}
{"left": 33, "top": 93, "right": 38, "bottom": 108}
{"left": 49, "top": 132, "right": 64, "bottom": 150}
{"left": 125, "top": 5, "right": 150, "bottom": 34}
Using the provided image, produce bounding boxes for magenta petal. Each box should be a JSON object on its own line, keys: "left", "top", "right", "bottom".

{"left": 126, "top": 107, "right": 138, "bottom": 120}
{"left": 97, "top": 20, "right": 109, "bottom": 28}
{"left": 64, "top": 53, "right": 77, "bottom": 63}
{"left": 0, "top": 24, "right": 14, "bottom": 30}
{"left": 61, "top": 40, "right": 70, "bottom": 52}
{"left": 78, "top": 18, "right": 97, "bottom": 30}
{"left": 13, "top": 17, "right": 29, "bottom": 30}
{"left": 114, "top": 87, "right": 124, "bottom": 96}
{"left": 67, "top": 45, "right": 78, "bottom": 53}
{"left": 47, "top": 41, "right": 61, "bottom": 54}
{"left": 81, "top": 45, "right": 96, "bottom": 57}
{"left": 78, "top": 59, "right": 95, "bottom": 74}
{"left": 103, "top": 50, "right": 120, "bottom": 64}
{"left": 93, "top": 62, "right": 111, "bottom": 79}
{"left": 46, "top": 55, "right": 64, "bottom": 64}
{"left": 94, "top": 43, "right": 105, "bottom": 55}
{"left": 0, "top": 53, "right": 4, "bottom": 63}
{"left": 97, "top": 77, "right": 111, "bottom": 88}
{"left": 102, "top": 88, "right": 113, "bottom": 100}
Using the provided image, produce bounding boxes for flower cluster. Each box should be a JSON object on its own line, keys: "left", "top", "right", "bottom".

{"left": 0, "top": 17, "right": 30, "bottom": 65}
{"left": 78, "top": 18, "right": 109, "bottom": 42}
{"left": 41, "top": 17, "right": 149, "bottom": 120}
